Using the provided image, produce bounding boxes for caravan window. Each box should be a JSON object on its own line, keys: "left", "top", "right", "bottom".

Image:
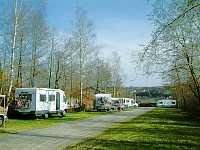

{"left": 172, "top": 102, "right": 175, "bottom": 104}
{"left": 49, "top": 95, "right": 55, "bottom": 101}
{"left": 16, "top": 94, "right": 32, "bottom": 108}
{"left": 40, "top": 95, "right": 46, "bottom": 102}
{"left": 18, "top": 94, "right": 32, "bottom": 101}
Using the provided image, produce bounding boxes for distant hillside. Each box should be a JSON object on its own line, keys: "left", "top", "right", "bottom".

{"left": 125, "top": 86, "right": 172, "bottom": 98}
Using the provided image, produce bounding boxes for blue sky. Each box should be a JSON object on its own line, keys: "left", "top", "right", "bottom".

{"left": 46, "top": 0, "right": 164, "bottom": 87}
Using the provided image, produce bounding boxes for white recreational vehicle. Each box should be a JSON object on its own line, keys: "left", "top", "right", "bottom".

{"left": 111, "top": 98, "right": 138, "bottom": 110}
{"left": 157, "top": 99, "right": 176, "bottom": 108}
{"left": 94, "top": 94, "right": 112, "bottom": 111}
{"left": 110, "top": 97, "right": 124, "bottom": 110}
{"left": 14, "top": 88, "right": 68, "bottom": 118}
{"left": 122, "top": 98, "right": 138, "bottom": 108}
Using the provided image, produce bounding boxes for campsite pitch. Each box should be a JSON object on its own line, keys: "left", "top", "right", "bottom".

{"left": 0, "top": 107, "right": 153, "bottom": 150}
{"left": 67, "top": 108, "right": 200, "bottom": 150}
{"left": 0, "top": 111, "right": 108, "bottom": 135}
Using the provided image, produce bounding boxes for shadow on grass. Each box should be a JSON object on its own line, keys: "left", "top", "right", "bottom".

{"left": 66, "top": 108, "right": 200, "bottom": 150}
{"left": 68, "top": 138, "right": 198, "bottom": 150}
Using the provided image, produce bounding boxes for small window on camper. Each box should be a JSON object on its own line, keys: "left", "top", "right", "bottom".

{"left": 40, "top": 95, "right": 46, "bottom": 102}
{"left": 172, "top": 102, "right": 175, "bottom": 104}
{"left": 159, "top": 101, "right": 163, "bottom": 104}
{"left": 126, "top": 100, "right": 130, "bottom": 103}
{"left": 49, "top": 95, "right": 55, "bottom": 101}
{"left": 18, "top": 94, "right": 32, "bottom": 101}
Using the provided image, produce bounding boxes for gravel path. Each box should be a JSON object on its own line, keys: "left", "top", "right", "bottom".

{"left": 0, "top": 107, "right": 154, "bottom": 150}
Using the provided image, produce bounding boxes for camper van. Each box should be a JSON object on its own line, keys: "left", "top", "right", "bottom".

{"left": 111, "top": 97, "right": 124, "bottom": 110}
{"left": 111, "top": 98, "right": 138, "bottom": 110}
{"left": 157, "top": 99, "right": 176, "bottom": 108}
{"left": 122, "top": 98, "right": 138, "bottom": 108}
{"left": 94, "top": 94, "right": 112, "bottom": 111}
{"left": 14, "top": 88, "right": 68, "bottom": 118}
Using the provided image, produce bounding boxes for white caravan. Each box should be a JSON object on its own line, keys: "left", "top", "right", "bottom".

{"left": 95, "top": 94, "right": 112, "bottom": 111}
{"left": 14, "top": 88, "right": 68, "bottom": 118}
{"left": 111, "top": 97, "right": 124, "bottom": 110}
{"left": 157, "top": 99, "right": 176, "bottom": 108}
{"left": 111, "top": 98, "right": 138, "bottom": 110}
{"left": 123, "top": 98, "right": 138, "bottom": 108}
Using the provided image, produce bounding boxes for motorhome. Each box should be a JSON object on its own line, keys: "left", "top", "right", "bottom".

{"left": 157, "top": 99, "right": 176, "bottom": 108}
{"left": 111, "top": 97, "right": 138, "bottom": 111}
{"left": 94, "top": 94, "right": 112, "bottom": 111}
{"left": 122, "top": 98, "right": 138, "bottom": 108}
{"left": 111, "top": 97, "right": 124, "bottom": 110}
{"left": 14, "top": 88, "right": 68, "bottom": 118}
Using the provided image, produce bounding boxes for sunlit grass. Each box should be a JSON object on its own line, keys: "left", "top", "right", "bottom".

{"left": 0, "top": 111, "right": 108, "bottom": 135}
{"left": 67, "top": 108, "right": 200, "bottom": 150}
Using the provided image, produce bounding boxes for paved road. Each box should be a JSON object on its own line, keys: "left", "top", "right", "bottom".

{"left": 0, "top": 107, "right": 154, "bottom": 150}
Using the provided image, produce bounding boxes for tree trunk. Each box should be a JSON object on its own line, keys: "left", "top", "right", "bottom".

{"left": 79, "top": 38, "right": 83, "bottom": 106}
{"left": 70, "top": 53, "right": 73, "bottom": 98}
{"left": 7, "top": 0, "right": 18, "bottom": 104}
{"left": 55, "top": 57, "right": 60, "bottom": 89}
{"left": 17, "top": 32, "right": 23, "bottom": 88}
{"left": 48, "top": 38, "right": 54, "bottom": 88}
{"left": 185, "top": 52, "right": 200, "bottom": 102}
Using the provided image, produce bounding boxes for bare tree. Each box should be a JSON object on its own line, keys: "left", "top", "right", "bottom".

{"left": 7, "top": 0, "right": 20, "bottom": 103}
{"left": 71, "top": 5, "right": 96, "bottom": 106}
{"left": 29, "top": 3, "right": 48, "bottom": 87}
{"left": 111, "top": 51, "right": 123, "bottom": 97}
{"left": 139, "top": 0, "right": 200, "bottom": 111}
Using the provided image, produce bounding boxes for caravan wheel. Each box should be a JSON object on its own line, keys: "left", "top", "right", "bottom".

{"left": 61, "top": 111, "right": 66, "bottom": 117}
{"left": 43, "top": 113, "right": 49, "bottom": 119}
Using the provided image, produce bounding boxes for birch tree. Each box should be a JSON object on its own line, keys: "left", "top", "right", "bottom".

{"left": 7, "top": 0, "right": 20, "bottom": 103}
{"left": 111, "top": 51, "right": 123, "bottom": 97}
{"left": 29, "top": 3, "right": 48, "bottom": 87}
{"left": 71, "top": 6, "right": 96, "bottom": 105}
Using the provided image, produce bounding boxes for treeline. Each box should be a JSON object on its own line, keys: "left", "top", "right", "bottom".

{"left": 0, "top": 0, "right": 123, "bottom": 105}
{"left": 140, "top": 0, "right": 200, "bottom": 114}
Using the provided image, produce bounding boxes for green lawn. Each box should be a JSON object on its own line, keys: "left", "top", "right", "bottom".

{"left": 67, "top": 108, "right": 200, "bottom": 150}
{"left": 0, "top": 111, "right": 108, "bottom": 135}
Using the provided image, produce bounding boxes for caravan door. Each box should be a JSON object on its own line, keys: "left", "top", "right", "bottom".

{"left": 56, "top": 92, "right": 60, "bottom": 110}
